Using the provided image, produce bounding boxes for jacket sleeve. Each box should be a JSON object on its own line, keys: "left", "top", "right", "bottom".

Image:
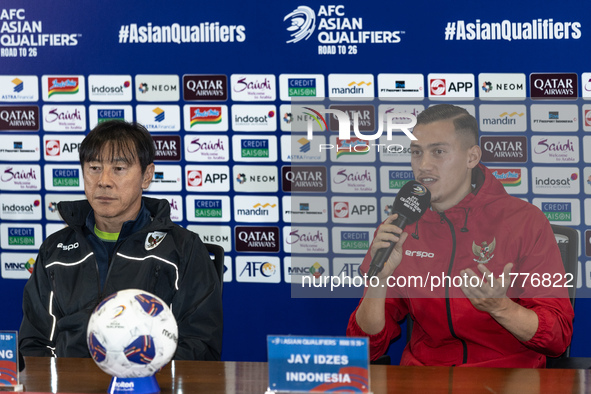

{"left": 172, "top": 237, "right": 223, "bottom": 361}
{"left": 346, "top": 297, "right": 408, "bottom": 361}
{"left": 345, "top": 239, "right": 409, "bottom": 361}
{"left": 513, "top": 211, "right": 574, "bottom": 356}
{"left": 19, "top": 246, "right": 58, "bottom": 357}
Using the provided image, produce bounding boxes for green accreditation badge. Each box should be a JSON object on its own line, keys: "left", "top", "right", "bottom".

{"left": 267, "top": 335, "right": 369, "bottom": 393}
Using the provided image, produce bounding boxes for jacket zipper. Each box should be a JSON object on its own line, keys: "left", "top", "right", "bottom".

{"left": 101, "top": 245, "right": 122, "bottom": 297}
{"left": 440, "top": 212, "right": 468, "bottom": 365}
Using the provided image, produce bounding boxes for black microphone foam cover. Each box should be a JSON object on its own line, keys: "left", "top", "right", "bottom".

{"left": 392, "top": 180, "right": 431, "bottom": 225}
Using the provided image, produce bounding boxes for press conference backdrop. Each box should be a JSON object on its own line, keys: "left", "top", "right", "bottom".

{"left": 1, "top": 0, "right": 591, "bottom": 362}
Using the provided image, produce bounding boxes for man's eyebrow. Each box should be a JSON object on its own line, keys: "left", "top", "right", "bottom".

{"left": 410, "top": 142, "right": 450, "bottom": 149}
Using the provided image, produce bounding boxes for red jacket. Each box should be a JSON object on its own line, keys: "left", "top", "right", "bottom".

{"left": 347, "top": 164, "right": 574, "bottom": 368}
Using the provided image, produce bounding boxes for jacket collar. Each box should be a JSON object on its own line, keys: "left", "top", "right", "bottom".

{"left": 57, "top": 197, "right": 174, "bottom": 233}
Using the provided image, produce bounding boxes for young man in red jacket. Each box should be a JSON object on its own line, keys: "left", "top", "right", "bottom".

{"left": 347, "top": 104, "right": 574, "bottom": 367}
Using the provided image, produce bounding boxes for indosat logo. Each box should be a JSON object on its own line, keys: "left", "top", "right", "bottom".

{"left": 300, "top": 106, "right": 416, "bottom": 154}
{"left": 283, "top": 5, "right": 403, "bottom": 51}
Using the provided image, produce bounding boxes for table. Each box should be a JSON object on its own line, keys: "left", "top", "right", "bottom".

{"left": 15, "top": 357, "right": 591, "bottom": 393}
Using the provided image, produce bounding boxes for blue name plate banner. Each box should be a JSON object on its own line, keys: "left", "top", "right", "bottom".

{"left": 267, "top": 335, "right": 369, "bottom": 393}
{"left": 0, "top": 331, "right": 19, "bottom": 387}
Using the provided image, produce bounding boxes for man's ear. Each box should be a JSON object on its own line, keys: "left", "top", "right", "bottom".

{"left": 467, "top": 145, "right": 481, "bottom": 169}
{"left": 142, "top": 163, "right": 155, "bottom": 189}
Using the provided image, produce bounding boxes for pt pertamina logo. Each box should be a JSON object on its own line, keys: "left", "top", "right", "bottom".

{"left": 284, "top": 6, "right": 316, "bottom": 43}
{"left": 472, "top": 238, "right": 496, "bottom": 264}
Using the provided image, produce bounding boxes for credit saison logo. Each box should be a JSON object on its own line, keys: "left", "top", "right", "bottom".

{"left": 194, "top": 199, "right": 222, "bottom": 218}
{"left": 52, "top": 168, "right": 79, "bottom": 187}
{"left": 388, "top": 170, "right": 413, "bottom": 189}
{"left": 8, "top": 227, "right": 35, "bottom": 246}
{"left": 340, "top": 231, "right": 369, "bottom": 250}
{"left": 241, "top": 139, "right": 269, "bottom": 158}
{"left": 97, "top": 108, "right": 125, "bottom": 123}
{"left": 288, "top": 78, "right": 316, "bottom": 97}
{"left": 541, "top": 202, "right": 571, "bottom": 222}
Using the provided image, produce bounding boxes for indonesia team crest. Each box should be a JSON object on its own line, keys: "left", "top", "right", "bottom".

{"left": 145, "top": 231, "right": 167, "bottom": 250}
{"left": 472, "top": 238, "right": 496, "bottom": 264}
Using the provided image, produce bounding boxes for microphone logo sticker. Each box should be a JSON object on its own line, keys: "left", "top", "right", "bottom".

{"left": 472, "top": 238, "right": 496, "bottom": 264}
{"left": 412, "top": 184, "right": 428, "bottom": 196}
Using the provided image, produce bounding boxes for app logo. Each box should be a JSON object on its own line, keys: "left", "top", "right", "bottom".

{"left": 190, "top": 106, "right": 222, "bottom": 126}
{"left": 187, "top": 170, "right": 202, "bottom": 186}
{"left": 333, "top": 202, "right": 349, "bottom": 218}
{"left": 585, "top": 109, "right": 591, "bottom": 127}
{"left": 492, "top": 169, "right": 522, "bottom": 187}
{"left": 0, "top": 105, "right": 39, "bottom": 131}
{"left": 430, "top": 79, "right": 446, "bottom": 95}
{"left": 284, "top": 6, "right": 316, "bottom": 43}
{"left": 48, "top": 77, "right": 79, "bottom": 98}
{"left": 480, "top": 136, "right": 527, "bottom": 163}
{"left": 183, "top": 75, "right": 228, "bottom": 101}
{"left": 52, "top": 168, "right": 80, "bottom": 187}
{"left": 45, "top": 140, "right": 60, "bottom": 156}
{"left": 530, "top": 73, "right": 578, "bottom": 99}
{"left": 194, "top": 199, "right": 222, "bottom": 218}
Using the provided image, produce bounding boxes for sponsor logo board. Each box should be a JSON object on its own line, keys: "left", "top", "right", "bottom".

{"left": 184, "top": 135, "right": 229, "bottom": 162}
{"left": 135, "top": 75, "right": 180, "bottom": 102}
{"left": 283, "top": 196, "right": 328, "bottom": 223}
{"left": 0, "top": 135, "right": 39, "bottom": 161}
{"left": 186, "top": 195, "right": 231, "bottom": 222}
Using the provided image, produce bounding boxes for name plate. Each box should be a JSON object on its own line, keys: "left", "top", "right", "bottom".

{"left": 267, "top": 335, "right": 369, "bottom": 393}
{"left": 0, "top": 331, "right": 19, "bottom": 388}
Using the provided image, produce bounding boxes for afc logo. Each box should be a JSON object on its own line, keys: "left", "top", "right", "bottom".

{"left": 239, "top": 261, "right": 277, "bottom": 278}
{"left": 335, "top": 262, "right": 361, "bottom": 277}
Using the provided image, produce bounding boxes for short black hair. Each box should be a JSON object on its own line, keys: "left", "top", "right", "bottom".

{"left": 79, "top": 120, "right": 155, "bottom": 173}
{"left": 416, "top": 104, "right": 479, "bottom": 147}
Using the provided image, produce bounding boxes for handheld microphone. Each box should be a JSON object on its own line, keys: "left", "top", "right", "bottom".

{"left": 367, "top": 180, "right": 431, "bottom": 277}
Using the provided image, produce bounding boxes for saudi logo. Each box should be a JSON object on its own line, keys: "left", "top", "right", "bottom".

{"left": 284, "top": 6, "right": 316, "bottom": 43}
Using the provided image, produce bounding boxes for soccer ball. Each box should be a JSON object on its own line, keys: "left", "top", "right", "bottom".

{"left": 87, "top": 289, "right": 178, "bottom": 378}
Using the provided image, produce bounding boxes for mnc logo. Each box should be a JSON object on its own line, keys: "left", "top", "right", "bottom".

{"left": 194, "top": 199, "right": 222, "bottom": 218}
{"left": 52, "top": 168, "right": 79, "bottom": 187}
